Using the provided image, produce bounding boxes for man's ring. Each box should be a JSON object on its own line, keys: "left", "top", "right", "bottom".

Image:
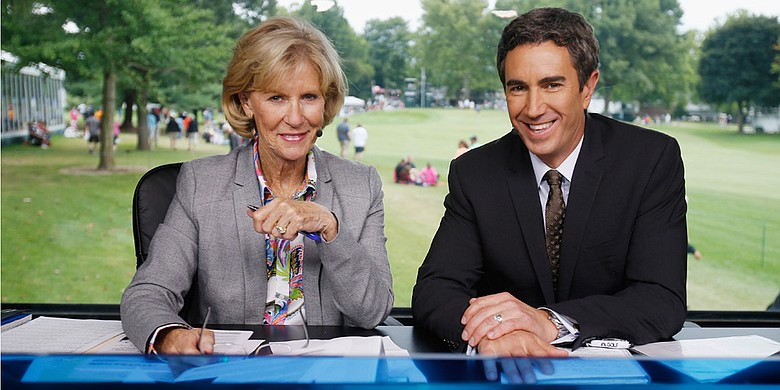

{"left": 275, "top": 225, "right": 287, "bottom": 234}
{"left": 493, "top": 313, "right": 503, "bottom": 324}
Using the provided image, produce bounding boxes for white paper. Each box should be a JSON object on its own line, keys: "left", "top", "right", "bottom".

{"left": 632, "top": 335, "right": 780, "bottom": 383}
{"left": 211, "top": 329, "right": 264, "bottom": 355}
{"left": 268, "top": 335, "right": 384, "bottom": 356}
{"left": 632, "top": 335, "right": 780, "bottom": 358}
{"left": 87, "top": 335, "right": 141, "bottom": 354}
{"left": 1, "top": 316, "right": 124, "bottom": 354}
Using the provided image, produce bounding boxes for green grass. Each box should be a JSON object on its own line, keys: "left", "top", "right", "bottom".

{"left": 2, "top": 109, "right": 779, "bottom": 310}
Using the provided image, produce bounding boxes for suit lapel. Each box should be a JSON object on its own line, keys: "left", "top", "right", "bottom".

{"left": 233, "top": 145, "right": 267, "bottom": 322}
{"left": 504, "top": 133, "right": 557, "bottom": 304}
{"left": 557, "top": 114, "right": 606, "bottom": 300}
{"left": 303, "top": 146, "right": 333, "bottom": 325}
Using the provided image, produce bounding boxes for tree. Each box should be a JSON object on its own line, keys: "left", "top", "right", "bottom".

{"left": 363, "top": 17, "right": 412, "bottom": 91}
{"left": 3, "top": 0, "right": 156, "bottom": 168}
{"left": 698, "top": 12, "right": 780, "bottom": 133}
{"left": 417, "top": 0, "right": 495, "bottom": 102}
{"left": 123, "top": 1, "right": 234, "bottom": 151}
{"left": 569, "top": 0, "right": 689, "bottom": 113}
{"left": 292, "top": 3, "right": 374, "bottom": 99}
{"left": 2, "top": 0, "right": 237, "bottom": 156}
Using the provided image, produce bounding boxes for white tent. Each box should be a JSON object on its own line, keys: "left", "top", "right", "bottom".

{"left": 344, "top": 95, "right": 365, "bottom": 107}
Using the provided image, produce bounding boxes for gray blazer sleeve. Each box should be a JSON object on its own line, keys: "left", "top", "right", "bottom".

{"left": 120, "top": 161, "right": 202, "bottom": 352}
{"left": 314, "top": 163, "right": 394, "bottom": 329}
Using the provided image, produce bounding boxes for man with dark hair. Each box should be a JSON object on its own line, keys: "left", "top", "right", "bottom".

{"left": 413, "top": 7, "right": 687, "bottom": 356}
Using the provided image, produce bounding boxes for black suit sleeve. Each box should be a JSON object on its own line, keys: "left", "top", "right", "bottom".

{"left": 553, "top": 136, "right": 688, "bottom": 346}
{"left": 412, "top": 160, "right": 484, "bottom": 351}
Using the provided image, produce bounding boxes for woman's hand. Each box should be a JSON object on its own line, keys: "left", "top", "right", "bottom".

{"left": 247, "top": 200, "right": 338, "bottom": 242}
{"left": 155, "top": 327, "right": 214, "bottom": 355}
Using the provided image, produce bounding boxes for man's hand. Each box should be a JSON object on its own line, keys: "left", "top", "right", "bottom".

{"left": 155, "top": 327, "right": 215, "bottom": 355}
{"left": 477, "top": 330, "right": 569, "bottom": 357}
{"left": 461, "top": 292, "right": 560, "bottom": 348}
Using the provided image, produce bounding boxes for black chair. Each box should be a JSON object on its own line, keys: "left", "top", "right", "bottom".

{"left": 132, "top": 162, "right": 183, "bottom": 269}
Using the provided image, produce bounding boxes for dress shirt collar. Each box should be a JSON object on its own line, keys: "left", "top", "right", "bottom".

{"left": 529, "top": 135, "right": 584, "bottom": 187}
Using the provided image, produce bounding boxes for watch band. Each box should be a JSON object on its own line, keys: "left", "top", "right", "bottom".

{"left": 547, "top": 312, "right": 568, "bottom": 340}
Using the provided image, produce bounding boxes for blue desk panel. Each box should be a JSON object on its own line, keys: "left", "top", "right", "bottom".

{"left": 3, "top": 354, "right": 779, "bottom": 388}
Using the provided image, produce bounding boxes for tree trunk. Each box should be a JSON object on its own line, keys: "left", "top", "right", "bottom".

{"left": 736, "top": 101, "right": 746, "bottom": 134}
{"left": 137, "top": 88, "right": 151, "bottom": 151}
{"left": 121, "top": 89, "right": 136, "bottom": 131}
{"left": 602, "top": 89, "right": 612, "bottom": 116}
{"left": 462, "top": 73, "right": 471, "bottom": 101}
{"left": 97, "top": 70, "right": 117, "bottom": 171}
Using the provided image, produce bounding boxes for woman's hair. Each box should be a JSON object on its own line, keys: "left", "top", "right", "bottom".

{"left": 222, "top": 17, "right": 347, "bottom": 138}
{"left": 496, "top": 7, "right": 600, "bottom": 91}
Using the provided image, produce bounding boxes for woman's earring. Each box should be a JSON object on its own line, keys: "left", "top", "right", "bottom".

{"left": 316, "top": 129, "right": 323, "bottom": 137}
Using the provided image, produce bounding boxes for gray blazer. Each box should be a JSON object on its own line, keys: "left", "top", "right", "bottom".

{"left": 121, "top": 144, "right": 394, "bottom": 351}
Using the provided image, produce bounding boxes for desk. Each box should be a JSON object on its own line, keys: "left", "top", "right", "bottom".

{"left": 2, "top": 304, "right": 779, "bottom": 388}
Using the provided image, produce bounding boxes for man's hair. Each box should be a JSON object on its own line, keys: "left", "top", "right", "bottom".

{"left": 496, "top": 7, "right": 600, "bottom": 90}
{"left": 222, "top": 17, "right": 347, "bottom": 138}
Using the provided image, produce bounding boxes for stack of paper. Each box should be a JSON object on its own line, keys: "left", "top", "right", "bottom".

{"left": 2, "top": 317, "right": 124, "bottom": 354}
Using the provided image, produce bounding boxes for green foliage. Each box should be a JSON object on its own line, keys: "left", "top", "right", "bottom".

{"left": 293, "top": 3, "right": 374, "bottom": 99}
{"left": 698, "top": 11, "right": 780, "bottom": 129}
{"left": 569, "top": 0, "right": 690, "bottom": 110}
{"left": 417, "top": 0, "right": 496, "bottom": 101}
{"left": 364, "top": 17, "right": 412, "bottom": 91}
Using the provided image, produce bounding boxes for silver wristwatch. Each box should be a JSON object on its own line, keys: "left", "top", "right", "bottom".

{"left": 547, "top": 312, "right": 569, "bottom": 340}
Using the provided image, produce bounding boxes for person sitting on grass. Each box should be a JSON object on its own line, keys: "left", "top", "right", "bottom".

{"left": 420, "top": 163, "right": 439, "bottom": 187}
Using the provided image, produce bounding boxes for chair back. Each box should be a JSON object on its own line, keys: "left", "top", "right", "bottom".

{"left": 132, "top": 163, "right": 183, "bottom": 268}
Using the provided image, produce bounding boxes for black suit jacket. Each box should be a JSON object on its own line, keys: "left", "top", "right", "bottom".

{"left": 412, "top": 113, "right": 687, "bottom": 351}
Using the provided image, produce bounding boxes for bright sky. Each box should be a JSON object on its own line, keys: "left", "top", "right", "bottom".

{"left": 278, "top": 0, "right": 779, "bottom": 33}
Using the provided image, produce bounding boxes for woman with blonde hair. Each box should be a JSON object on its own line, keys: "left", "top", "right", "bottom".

{"left": 122, "top": 17, "right": 393, "bottom": 355}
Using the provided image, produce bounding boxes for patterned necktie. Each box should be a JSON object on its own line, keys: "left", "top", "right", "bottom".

{"left": 543, "top": 170, "right": 565, "bottom": 291}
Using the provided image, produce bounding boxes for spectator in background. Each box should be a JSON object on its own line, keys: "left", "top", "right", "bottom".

{"left": 469, "top": 135, "right": 482, "bottom": 149}
{"left": 113, "top": 120, "right": 121, "bottom": 151}
{"left": 687, "top": 243, "right": 702, "bottom": 260}
{"left": 186, "top": 111, "right": 199, "bottom": 151}
{"left": 352, "top": 123, "right": 368, "bottom": 161}
{"left": 69, "top": 106, "right": 80, "bottom": 131}
{"left": 27, "top": 120, "right": 51, "bottom": 149}
{"left": 166, "top": 111, "right": 181, "bottom": 150}
{"left": 420, "top": 163, "right": 439, "bottom": 187}
{"left": 85, "top": 114, "right": 101, "bottom": 154}
{"left": 224, "top": 121, "right": 243, "bottom": 150}
{"left": 337, "top": 118, "right": 350, "bottom": 158}
{"left": 147, "top": 110, "right": 158, "bottom": 149}
{"left": 454, "top": 140, "right": 469, "bottom": 159}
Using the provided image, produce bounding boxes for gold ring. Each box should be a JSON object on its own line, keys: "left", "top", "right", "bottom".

{"left": 275, "top": 225, "right": 287, "bottom": 234}
{"left": 493, "top": 313, "right": 503, "bottom": 324}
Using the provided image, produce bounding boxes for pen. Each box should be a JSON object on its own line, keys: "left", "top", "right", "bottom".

{"left": 247, "top": 204, "right": 322, "bottom": 242}
{"left": 198, "top": 306, "right": 211, "bottom": 354}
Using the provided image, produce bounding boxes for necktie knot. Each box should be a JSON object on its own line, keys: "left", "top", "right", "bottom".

{"left": 544, "top": 169, "right": 563, "bottom": 188}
